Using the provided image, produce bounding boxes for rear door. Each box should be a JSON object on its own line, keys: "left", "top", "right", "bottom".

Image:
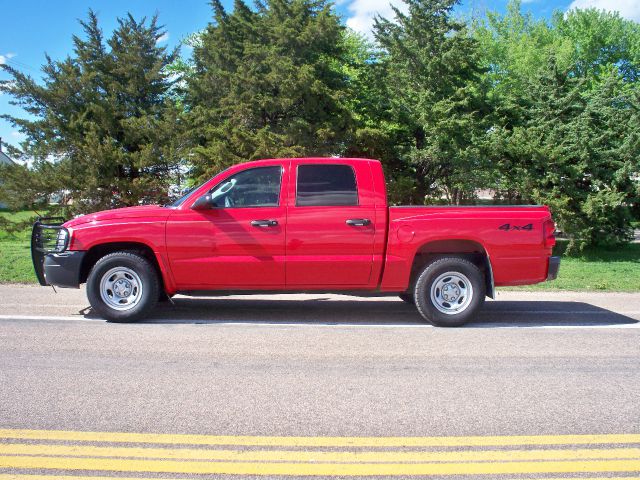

{"left": 285, "top": 160, "right": 377, "bottom": 287}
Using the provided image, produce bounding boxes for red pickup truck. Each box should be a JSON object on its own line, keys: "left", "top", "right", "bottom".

{"left": 32, "top": 158, "right": 559, "bottom": 326}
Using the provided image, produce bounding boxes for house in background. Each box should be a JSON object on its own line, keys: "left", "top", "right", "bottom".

{"left": 0, "top": 137, "right": 16, "bottom": 209}
{"left": 0, "top": 138, "right": 15, "bottom": 167}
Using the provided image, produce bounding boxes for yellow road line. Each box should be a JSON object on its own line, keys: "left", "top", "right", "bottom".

{"left": 0, "top": 474, "right": 638, "bottom": 480}
{"left": 2, "top": 476, "right": 638, "bottom": 480}
{"left": 3, "top": 476, "right": 640, "bottom": 480}
{"left": 1, "top": 429, "right": 640, "bottom": 447}
{"left": 1, "top": 443, "right": 639, "bottom": 463}
{"left": 1, "top": 455, "right": 640, "bottom": 476}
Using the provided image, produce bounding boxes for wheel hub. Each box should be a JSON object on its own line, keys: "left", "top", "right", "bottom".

{"left": 113, "top": 279, "right": 133, "bottom": 298}
{"left": 430, "top": 271, "right": 474, "bottom": 315}
{"left": 442, "top": 283, "right": 461, "bottom": 302}
{"left": 99, "top": 267, "right": 143, "bottom": 311}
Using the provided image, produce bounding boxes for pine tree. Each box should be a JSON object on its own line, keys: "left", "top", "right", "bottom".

{"left": 185, "top": 0, "right": 352, "bottom": 180}
{"left": 0, "top": 10, "right": 183, "bottom": 215}
{"left": 339, "top": 32, "right": 415, "bottom": 205}
{"left": 374, "top": 0, "right": 488, "bottom": 204}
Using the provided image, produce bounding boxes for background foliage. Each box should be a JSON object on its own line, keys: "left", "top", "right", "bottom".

{"left": 1, "top": 0, "right": 639, "bottom": 252}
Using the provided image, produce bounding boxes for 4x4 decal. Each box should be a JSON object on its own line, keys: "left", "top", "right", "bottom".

{"left": 499, "top": 223, "right": 533, "bottom": 231}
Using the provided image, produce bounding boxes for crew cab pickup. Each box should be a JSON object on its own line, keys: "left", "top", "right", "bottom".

{"left": 32, "top": 158, "right": 559, "bottom": 326}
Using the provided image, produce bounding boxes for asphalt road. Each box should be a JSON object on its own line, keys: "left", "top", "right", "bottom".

{"left": 0, "top": 285, "right": 639, "bottom": 479}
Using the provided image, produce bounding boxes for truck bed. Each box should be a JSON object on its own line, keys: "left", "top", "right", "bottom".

{"left": 381, "top": 205, "right": 555, "bottom": 291}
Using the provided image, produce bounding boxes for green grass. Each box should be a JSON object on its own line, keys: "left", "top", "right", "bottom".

{"left": 0, "top": 211, "right": 639, "bottom": 290}
{"left": 0, "top": 241, "right": 35, "bottom": 283}
{"left": 0, "top": 210, "right": 43, "bottom": 283}
{"left": 0, "top": 210, "right": 37, "bottom": 241}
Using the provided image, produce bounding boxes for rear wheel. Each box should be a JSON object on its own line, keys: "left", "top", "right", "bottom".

{"left": 87, "top": 251, "right": 159, "bottom": 322}
{"left": 413, "top": 257, "right": 485, "bottom": 327}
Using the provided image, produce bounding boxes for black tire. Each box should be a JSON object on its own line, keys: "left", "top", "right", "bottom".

{"left": 86, "top": 251, "right": 159, "bottom": 322}
{"left": 398, "top": 293, "right": 415, "bottom": 304}
{"left": 413, "top": 257, "right": 485, "bottom": 327}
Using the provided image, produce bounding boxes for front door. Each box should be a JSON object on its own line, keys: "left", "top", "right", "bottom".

{"left": 166, "top": 163, "right": 287, "bottom": 289}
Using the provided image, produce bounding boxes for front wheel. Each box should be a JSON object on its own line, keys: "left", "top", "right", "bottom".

{"left": 413, "top": 257, "right": 485, "bottom": 327}
{"left": 86, "top": 251, "right": 159, "bottom": 322}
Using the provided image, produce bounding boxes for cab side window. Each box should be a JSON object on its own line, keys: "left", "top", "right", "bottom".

{"left": 296, "top": 164, "right": 358, "bottom": 207}
{"left": 210, "top": 166, "right": 282, "bottom": 208}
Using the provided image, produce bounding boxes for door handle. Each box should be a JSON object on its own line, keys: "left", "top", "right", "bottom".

{"left": 251, "top": 219, "right": 278, "bottom": 227}
{"left": 346, "top": 218, "right": 371, "bottom": 227}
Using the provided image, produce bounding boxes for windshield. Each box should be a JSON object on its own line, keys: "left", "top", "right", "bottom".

{"left": 168, "top": 183, "right": 203, "bottom": 208}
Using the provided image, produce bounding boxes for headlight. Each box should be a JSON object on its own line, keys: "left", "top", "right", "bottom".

{"left": 54, "top": 228, "right": 70, "bottom": 252}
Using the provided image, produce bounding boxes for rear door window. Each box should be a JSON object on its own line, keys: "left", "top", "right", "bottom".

{"left": 296, "top": 164, "right": 358, "bottom": 207}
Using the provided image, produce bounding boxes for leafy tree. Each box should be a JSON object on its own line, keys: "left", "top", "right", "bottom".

{"left": 476, "top": 1, "right": 640, "bottom": 249}
{"left": 558, "top": 8, "right": 640, "bottom": 81}
{"left": 473, "top": 1, "right": 572, "bottom": 202}
{"left": 484, "top": 60, "right": 637, "bottom": 251}
{"left": 186, "top": 0, "right": 352, "bottom": 180}
{"left": 0, "top": 11, "right": 183, "bottom": 215}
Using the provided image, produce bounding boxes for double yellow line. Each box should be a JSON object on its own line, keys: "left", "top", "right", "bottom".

{"left": 0, "top": 429, "right": 639, "bottom": 477}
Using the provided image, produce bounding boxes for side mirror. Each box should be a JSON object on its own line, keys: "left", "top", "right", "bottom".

{"left": 192, "top": 194, "right": 213, "bottom": 210}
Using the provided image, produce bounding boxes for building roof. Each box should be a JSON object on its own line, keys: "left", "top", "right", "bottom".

{"left": 0, "top": 149, "right": 15, "bottom": 166}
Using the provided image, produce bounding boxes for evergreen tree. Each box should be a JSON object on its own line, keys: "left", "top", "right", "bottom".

{"left": 374, "top": 0, "right": 488, "bottom": 204}
{"left": 186, "top": 0, "right": 352, "bottom": 179}
{"left": 339, "top": 32, "right": 414, "bottom": 204}
{"left": 0, "top": 11, "right": 183, "bottom": 215}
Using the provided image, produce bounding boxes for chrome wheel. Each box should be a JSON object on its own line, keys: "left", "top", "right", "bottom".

{"left": 99, "top": 267, "right": 143, "bottom": 311}
{"left": 430, "top": 271, "right": 473, "bottom": 315}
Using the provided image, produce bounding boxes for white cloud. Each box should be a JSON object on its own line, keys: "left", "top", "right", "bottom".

{"left": 345, "top": 0, "right": 408, "bottom": 39}
{"left": 0, "top": 52, "right": 16, "bottom": 65}
{"left": 156, "top": 32, "right": 170, "bottom": 45}
{"left": 568, "top": 0, "right": 640, "bottom": 21}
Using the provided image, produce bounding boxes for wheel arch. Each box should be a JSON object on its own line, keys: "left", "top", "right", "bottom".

{"left": 79, "top": 242, "right": 168, "bottom": 293}
{"left": 409, "top": 239, "right": 494, "bottom": 299}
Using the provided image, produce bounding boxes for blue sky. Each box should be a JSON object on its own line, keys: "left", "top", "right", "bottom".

{"left": 1, "top": 0, "right": 635, "bottom": 155}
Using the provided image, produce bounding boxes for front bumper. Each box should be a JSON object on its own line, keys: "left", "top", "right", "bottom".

{"left": 547, "top": 256, "right": 561, "bottom": 281}
{"left": 42, "top": 251, "right": 86, "bottom": 288}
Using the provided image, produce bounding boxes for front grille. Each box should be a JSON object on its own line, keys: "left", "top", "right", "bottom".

{"left": 32, "top": 217, "right": 67, "bottom": 253}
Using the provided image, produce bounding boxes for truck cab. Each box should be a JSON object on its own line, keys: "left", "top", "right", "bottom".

{"left": 165, "top": 158, "right": 386, "bottom": 290}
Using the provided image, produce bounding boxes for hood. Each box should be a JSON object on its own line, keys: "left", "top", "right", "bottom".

{"left": 65, "top": 205, "right": 173, "bottom": 228}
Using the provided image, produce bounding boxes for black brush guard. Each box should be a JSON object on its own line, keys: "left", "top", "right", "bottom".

{"left": 31, "top": 217, "right": 67, "bottom": 286}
